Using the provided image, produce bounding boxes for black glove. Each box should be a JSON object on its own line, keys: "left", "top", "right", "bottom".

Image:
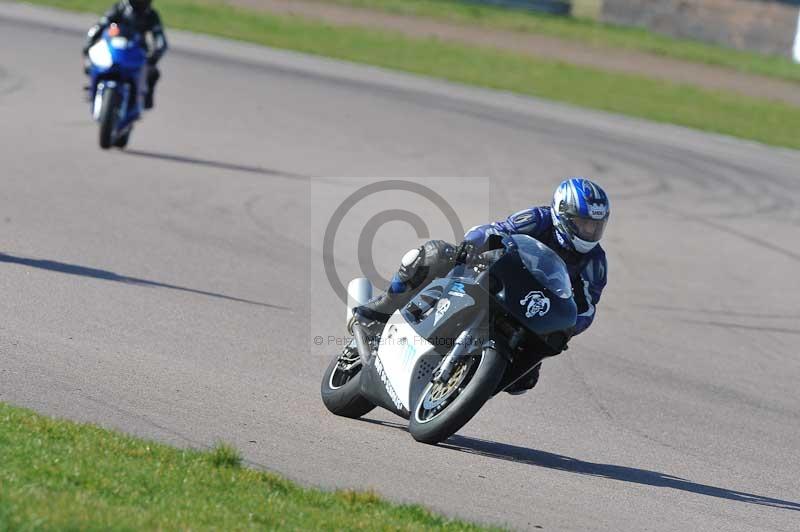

{"left": 454, "top": 240, "right": 476, "bottom": 265}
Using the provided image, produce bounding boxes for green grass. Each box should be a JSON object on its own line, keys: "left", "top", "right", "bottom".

{"left": 314, "top": 0, "right": 800, "bottom": 83}
{"left": 19, "top": 0, "right": 800, "bottom": 149}
{"left": 0, "top": 402, "right": 497, "bottom": 530}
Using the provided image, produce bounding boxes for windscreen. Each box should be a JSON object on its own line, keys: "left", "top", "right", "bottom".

{"left": 510, "top": 234, "right": 572, "bottom": 299}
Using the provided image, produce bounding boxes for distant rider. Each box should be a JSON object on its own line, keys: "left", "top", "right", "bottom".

{"left": 350, "top": 178, "right": 610, "bottom": 395}
{"left": 82, "top": 0, "right": 168, "bottom": 109}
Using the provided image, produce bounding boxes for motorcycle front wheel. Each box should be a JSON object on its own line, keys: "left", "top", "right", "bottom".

{"left": 409, "top": 347, "right": 506, "bottom": 445}
{"left": 98, "top": 88, "right": 120, "bottom": 150}
{"left": 320, "top": 346, "right": 375, "bottom": 419}
{"left": 114, "top": 128, "right": 131, "bottom": 149}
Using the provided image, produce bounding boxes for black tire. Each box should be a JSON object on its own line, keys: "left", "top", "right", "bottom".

{"left": 528, "top": 0, "right": 571, "bottom": 16}
{"left": 409, "top": 348, "right": 507, "bottom": 445}
{"left": 490, "top": 0, "right": 570, "bottom": 15}
{"left": 114, "top": 130, "right": 130, "bottom": 149}
{"left": 320, "top": 353, "right": 375, "bottom": 419}
{"left": 98, "top": 88, "right": 119, "bottom": 150}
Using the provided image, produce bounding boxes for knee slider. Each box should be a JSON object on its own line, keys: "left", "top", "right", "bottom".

{"left": 400, "top": 248, "right": 420, "bottom": 268}
{"left": 398, "top": 246, "right": 425, "bottom": 285}
{"left": 397, "top": 240, "right": 456, "bottom": 288}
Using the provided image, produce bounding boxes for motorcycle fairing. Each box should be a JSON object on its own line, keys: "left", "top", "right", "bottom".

{"left": 401, "top": 277, "right": 487, "bottom": 355}
{"left": 483, "top": 252, "right": 577, "bottom": 336}
{"left": 397, "top": 253, "right": 576, "bottom": 394}
{"left": 359, "top": 313, "right": 440, "bottom": 418}
{"left": 87, "top": 32, "right": 147, "bottom": 129}
{"left": 357, "top": 235, "right": 578, "bottom": 420}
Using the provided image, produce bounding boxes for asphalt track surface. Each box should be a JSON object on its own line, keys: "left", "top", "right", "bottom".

{"left": 1, "top": 4, "right": 799, "bottom": 531}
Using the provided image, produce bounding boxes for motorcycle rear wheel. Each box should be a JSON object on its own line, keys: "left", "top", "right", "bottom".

{"left": 320, "top": 347, "right": 375, "bottom": 419}
{"left": 409, "top": 347, "right": 506, "bottom": 445}
{"left": 98, "top": 88, "right": 119, "bottom": 150}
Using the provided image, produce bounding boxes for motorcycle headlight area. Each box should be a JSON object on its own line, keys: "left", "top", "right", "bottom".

{"left": 88, "top": 41, "right": 113, "bottom": 68}
{"left": 109, "top": 37, "right": 129, "bottom": 49}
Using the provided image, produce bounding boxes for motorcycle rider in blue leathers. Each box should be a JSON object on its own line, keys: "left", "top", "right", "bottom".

{"left": 82, "top": 0, "right": 168, "bottom": 109}
{"left": 351, "top": 178, "right": 610, "bottom": 394}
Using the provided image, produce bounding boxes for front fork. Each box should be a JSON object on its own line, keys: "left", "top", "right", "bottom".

{"left": 92, "top": 81, "right": 133, "bottom": 124}
{"left": 432, "top": 310, "right": 488, "bottom": 384}
{"left": 91, "top": 81, "right": 112, "bottom": 120}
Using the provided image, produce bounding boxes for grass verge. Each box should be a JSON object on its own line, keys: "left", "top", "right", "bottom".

{"left": 315, "top": 0, "right": 800, "bottom": 83}
{"left": 0, "top": 402, "right": 496, "bottom": 530}
{"left": 17, "top": 0, "right": 800, "bottom": 149}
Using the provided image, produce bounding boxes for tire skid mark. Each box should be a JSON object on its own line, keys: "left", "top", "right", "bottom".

{"left": 667, "top": 207, "right": 800, "bottom": 263}
{"left": 564, "top": 349, "right": 799, "bottom": 499}
{"left": 680, "top": 319, "right": 800, "bottom": 337}
{"left": 0, "top": 346, "right": 202, "bottom": 447}
{"left": 172, "top": 30, "right": 797, "bottom": 223}
{"left": 632, "top": 303, "right": 800, "bottom": 321}
{"left": 0, "top": 65, "right": 25, "bottom": 96}
{"left": 564, "top": 352, "right": 708, "bottom": 459}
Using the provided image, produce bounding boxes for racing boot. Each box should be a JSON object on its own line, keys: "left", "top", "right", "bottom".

{"left": 347, "top": 248, "right": 423, "bottom": 334}
{"left": 505, "top": 363, "right": 541, "bottom": 395}
{"left": 348, "top": 240, "right": 456, "bottom": 336}
{"left": 144, "top": 66, "right": 160, "bottom": 110}
{"left": 347, "top": 286, "right": 416, "bottom": 337}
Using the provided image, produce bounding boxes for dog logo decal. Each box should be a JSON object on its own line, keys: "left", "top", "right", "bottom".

{"left": 434, "top": 298, "right": 451, "bottom": 325}
{"left": 520, "top": 291, "right": 550, "bottom": 318}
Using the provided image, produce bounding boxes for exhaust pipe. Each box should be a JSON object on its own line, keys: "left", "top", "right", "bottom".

{"left": 346, "top": 278, "right": 372, "bottom": 325}
{"left": 351, "top": 323, "right": 373, "bottom": 366}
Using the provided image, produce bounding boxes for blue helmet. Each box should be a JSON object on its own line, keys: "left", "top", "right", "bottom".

{"left": 551, "top": 178, "right": 610, "bottom": 253}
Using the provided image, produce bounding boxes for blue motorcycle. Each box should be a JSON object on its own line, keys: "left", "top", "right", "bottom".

{"left": 86, "top": 23, "right": 147, "bottom": 149}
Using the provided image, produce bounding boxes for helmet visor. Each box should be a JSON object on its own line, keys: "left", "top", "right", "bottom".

{"left": 568, "top": 215, "right": 606, "bottom": 242}
{"left": 131, "top": 0, "right": 151, "bottom": 12}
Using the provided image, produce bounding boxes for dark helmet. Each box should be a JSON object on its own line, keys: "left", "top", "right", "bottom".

{"left": 128, "top": 0, "right": 152, "bottom": 14}
{"left": 551, "top": 178, "right": 610, "bottom": 254}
